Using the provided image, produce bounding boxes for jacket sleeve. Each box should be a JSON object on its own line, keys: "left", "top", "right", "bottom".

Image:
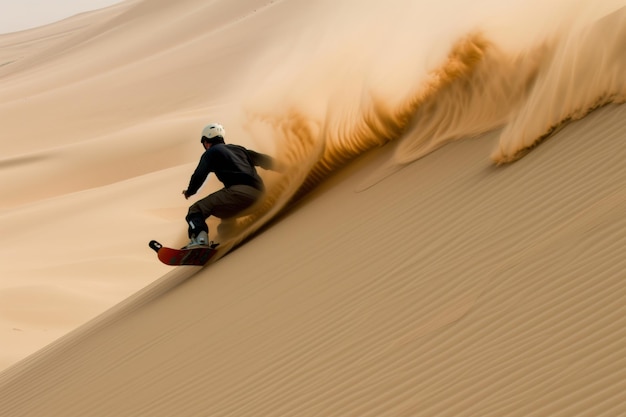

{"left": 246, "top": 150, "right": 275, "bottom": 170}
{"left": 186, "top": 153, "right": 211, "bottom": 196}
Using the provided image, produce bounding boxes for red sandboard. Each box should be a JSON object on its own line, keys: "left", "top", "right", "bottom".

{"left": 149, "top": 240, "right": 219, "bottom": 266}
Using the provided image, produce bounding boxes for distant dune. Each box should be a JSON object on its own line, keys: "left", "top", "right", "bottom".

{"left": 1, "top": 0, "right": 625, "bottom": 415}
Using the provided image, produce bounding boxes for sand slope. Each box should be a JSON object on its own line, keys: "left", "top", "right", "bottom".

{"left": 1, "top": 102, "right": 625, "bottom": 416}
{"left": 1, "top": 0, "right": 626, "bottom": 415}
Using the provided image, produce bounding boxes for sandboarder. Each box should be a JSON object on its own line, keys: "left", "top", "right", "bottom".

{"left": 182, "top": 123, "right": 279, "bottom": 248}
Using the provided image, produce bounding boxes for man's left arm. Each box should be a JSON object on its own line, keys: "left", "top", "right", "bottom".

{"left": 183, "top": 153, "right": 212, "bottom": 198}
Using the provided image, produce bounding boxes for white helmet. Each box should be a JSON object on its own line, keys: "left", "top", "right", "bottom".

{"left": 201, "top": 123, "right": 225, "bottom": 143}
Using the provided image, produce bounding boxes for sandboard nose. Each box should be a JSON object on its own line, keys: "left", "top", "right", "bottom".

{"left": 149, "top": 240, "right": 163, "bottom": 252}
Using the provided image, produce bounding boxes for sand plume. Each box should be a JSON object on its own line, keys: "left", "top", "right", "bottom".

{"left": 493, "top": 6, "right": 626, "bottom": 163}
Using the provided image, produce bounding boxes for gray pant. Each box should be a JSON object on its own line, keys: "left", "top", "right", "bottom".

{"left": 186, "top": 185, "right": 263, "bottom": 238}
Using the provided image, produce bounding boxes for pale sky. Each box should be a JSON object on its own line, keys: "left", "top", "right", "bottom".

{"left": 0, "top": 0, "right": 123, "bottom": 34}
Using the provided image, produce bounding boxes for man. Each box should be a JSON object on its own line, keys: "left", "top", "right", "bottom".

{"left": 182, "top": 123, "right": 277, "bottom": 248}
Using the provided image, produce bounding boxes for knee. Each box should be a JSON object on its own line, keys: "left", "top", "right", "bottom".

{"left": 187, "top": 201, "right": 200, "bottom": 215}
{"left": 187, "top": 200, "right": 213, "bottom": 218}
{"left": 185, "top": 210, "right": 204, "bottom": 223}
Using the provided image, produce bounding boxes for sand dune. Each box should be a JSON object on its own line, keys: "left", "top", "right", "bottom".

{"left": 1, "top": 0, "right": 626, "bottom": 415}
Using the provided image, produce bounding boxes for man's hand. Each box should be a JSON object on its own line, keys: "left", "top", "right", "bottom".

{"left": 273, "top": 160, "right": 288, "bottom": 173}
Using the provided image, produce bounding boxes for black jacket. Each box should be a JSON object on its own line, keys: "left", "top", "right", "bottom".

{"left": 186, "top": 143, "right": 274, "bottom": 196}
